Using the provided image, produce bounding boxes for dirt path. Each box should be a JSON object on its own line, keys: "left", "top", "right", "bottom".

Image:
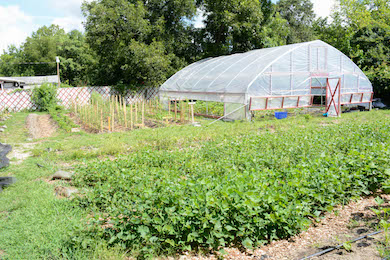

{"left": 7, "top": 114, "right": 56, "bottom": 165}
{"left": 26, "top": 114, "right": 56, "bottom": 139}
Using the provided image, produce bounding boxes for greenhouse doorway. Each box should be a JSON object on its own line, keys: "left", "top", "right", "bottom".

{"left": 310, "top": 77, "right": 327, "bottom": 107}
{"left": 325, "top": 78, "right": 341, "bottom": 117}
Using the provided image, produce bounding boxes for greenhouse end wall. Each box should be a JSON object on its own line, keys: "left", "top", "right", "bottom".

{"left": 160, "top": 40, "right": 373, "bottom": 120}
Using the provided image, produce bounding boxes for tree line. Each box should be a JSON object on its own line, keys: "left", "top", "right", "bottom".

{"left": 0, "top": 0, "right": 389, "bottom": 101}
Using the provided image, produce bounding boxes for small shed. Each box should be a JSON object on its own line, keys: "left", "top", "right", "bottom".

{"left": 160, "top": 40, "right": 373, "bottom": 119}
{"left": 0, "top": 75, "right": 59, "bottom": 90}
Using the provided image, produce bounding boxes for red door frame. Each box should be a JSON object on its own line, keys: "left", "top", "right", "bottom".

{"left": 325, "top": 78, "right": 341, "bottom": 116}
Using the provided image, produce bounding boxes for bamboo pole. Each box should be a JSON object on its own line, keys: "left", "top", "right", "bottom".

{"left": 142, "top": 101, "right": 145, "bottom": 127}
{"left": 101, "top": 109, "right": 103, "bottom": 132}
{"left": 168, "top": 99, "right": 171, "bottom": 118}
{"left": 112, "top": 101, "right": 115, "bottom": 132}
{"left": 135, "top": 101, "right": 138, "bottom": 123}
{"left": 130, "top": 103, "right": 133, "bottom": 130}
{"left": 123, "top": 98, "right": 127, "bottom": 128}
{"left": 116, "top": 95, "right": 119, "bottom": 118}
{"left": 190, "top": 102, "right": 195, "bottom": 123}
{"left": 174, "top": 99, "right": 177, "bottom": 120}
{"left": 108, "top": 116, "right": 111, "bottom": 132}
{"left": 180, "top": 101, "right": 184, "bottom": 123}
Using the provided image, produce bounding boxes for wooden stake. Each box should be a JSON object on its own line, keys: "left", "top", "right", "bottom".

{"left": 112, "top": 102, "right": 115, "bottom": 132}
{"left": 142, "top": 101, "right": 145, "bottom": 127}
{"left": 135, "top": 102, "right": 138, "bottom": 123}
{"left": 123, "top": 98, "right": 127, "bottom": 128}
{"left": 190, "top": 102, "right": 195, "bottom": 123}
{"left": 180, "top": 101, "right": 184, "bottom": 123}
{"left": 168, "top": 99, "right": 171, "bottom": 117}
{"left": 101, "top": 109, "right": 103, "bottom": 132}
{"left": 108, "top": 116, "right": 111, "bottom": 132}
{"left": 130, "top": 103, "right": 133, "bottom": 130}
{"left": 174, "top": 99, "right": 177, "bottom": 120}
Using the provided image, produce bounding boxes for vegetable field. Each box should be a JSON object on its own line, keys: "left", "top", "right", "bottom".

{"left": 72, "top": 114, "right": 390, "bottom": 257}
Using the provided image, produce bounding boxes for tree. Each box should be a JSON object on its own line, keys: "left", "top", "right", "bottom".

{"left": 82, "top": 0, "right": 196, "bottom": 87}
{"left": 198, "top": 0, "right": 289, "bottom": 57}
{"left": 315, "top": 0, "right": 390, "bottom": 103}
{"left": 0, "top": 25, "right": 97, "bottom": 86}
{"left": 277, "top": 0, "right": 315, "bottom": 44}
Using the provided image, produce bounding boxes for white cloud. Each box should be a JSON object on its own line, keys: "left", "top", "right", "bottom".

{"left": 0, "top": 5, "right": 38, "bottom": 53}
{"left": 52, "top": 17, "right": 84, "bottom": 32}
{"left": 311, "top": 0, "right": 337, "bottom": 18}
{"left": 49, "top": 0, "right": 95, "bottom": 32}
{"left": 193, "top": 9, "right": 205, "bottom": 28}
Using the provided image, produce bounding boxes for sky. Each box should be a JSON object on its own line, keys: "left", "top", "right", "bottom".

{"left": 0, "top": 0, "right": 337, "bottom": 54}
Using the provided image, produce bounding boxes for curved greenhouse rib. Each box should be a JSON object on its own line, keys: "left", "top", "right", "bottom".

{"left": 164, "top": 58, "right": 213, "bottom": 89}
{"left": 321, "top": 41, "right": 370, "bottom": 82}
{"left": 205, "top": 51, "right": 257, "bottom": 92}
{"left": 224, "top": 46, "right": 283, "bottom": 90}
{"left": 246, "top": 41, "right": 314, "bottom": 95}
{"left": 189, "top": 55, "right": 238, "bottom": 90}
{"left": 176, "top": 57, "right": 222, "bottom": 88}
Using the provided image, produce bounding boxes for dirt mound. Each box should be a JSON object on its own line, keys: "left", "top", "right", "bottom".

{"left": 26, "top": 114, "right": 56, "bottom": 139}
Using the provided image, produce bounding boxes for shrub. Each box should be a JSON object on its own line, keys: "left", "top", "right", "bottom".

{"left": 31, "top": 83, "right": 58, "bottom": 111}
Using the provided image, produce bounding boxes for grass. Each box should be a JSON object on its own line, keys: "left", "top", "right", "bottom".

{"left": 0, "top": 109, "right": 388, "bottom": 259}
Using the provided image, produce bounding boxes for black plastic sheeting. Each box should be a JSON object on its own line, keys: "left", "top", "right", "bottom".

{"left": 0, "top": 143, "right": 13, "bottom": 193}
{"left": 0, "top": 143, "right": 11, "bottom": 169}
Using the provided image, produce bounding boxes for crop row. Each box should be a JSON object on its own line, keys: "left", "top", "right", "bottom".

{"left": 73, "top": 119, "right": 390, "bottom": 257}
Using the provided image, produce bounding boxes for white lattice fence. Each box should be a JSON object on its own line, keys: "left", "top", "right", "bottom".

{"left": 0, "top": 87, "right": 159, "bottom": 112}
{"left": 58, "top": 87, "right": 111, "bottom": 108}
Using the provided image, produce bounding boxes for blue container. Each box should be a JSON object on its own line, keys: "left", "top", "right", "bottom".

{"left": 275, "top": 111, "right": 288, "bottom": 120}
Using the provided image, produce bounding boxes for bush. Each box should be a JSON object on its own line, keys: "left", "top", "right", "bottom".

{"left": 31, "top": 83, "right": 58, "bottom": 111}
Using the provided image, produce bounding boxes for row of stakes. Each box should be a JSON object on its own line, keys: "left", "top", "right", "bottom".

{"left": 72, "top": 96, "right": 196, "bottom": 132}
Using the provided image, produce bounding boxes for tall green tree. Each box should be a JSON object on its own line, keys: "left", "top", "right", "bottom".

{"left": 277, "top": 0, "right": 315, "bottom": 44}
{"left": 315, "top": 0, "right": 390, "bottom": 102}
{"left": 82, "top": 0, "right": 197, "bottom": 87}
{"left": 199, "top": 0, "right": 289, "bottom": 57}
{"left": 0, "top": 25, "right": 96, "bottom": 86}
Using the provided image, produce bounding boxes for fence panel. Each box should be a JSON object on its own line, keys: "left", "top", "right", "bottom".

{"left": 0, "top": 87, "right": 158, "bottom": 112}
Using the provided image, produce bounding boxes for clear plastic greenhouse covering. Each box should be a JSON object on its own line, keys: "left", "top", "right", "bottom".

{"left": 160, "top": 40, "right": 373, "bottom": 119}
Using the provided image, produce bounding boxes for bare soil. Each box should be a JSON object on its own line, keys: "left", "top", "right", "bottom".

{"left": 8, "top": 143, "right": 35, "bottom": 165}
{"left": 68, "top": 112, "right": 186, "bottom": 134}
{"left": 26, "top": 114, "right": 56, "bottom": 139}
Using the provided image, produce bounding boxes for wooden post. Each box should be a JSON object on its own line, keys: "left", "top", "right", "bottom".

{"left": 101, "top": 109, "right": 103, "bottom": 132}
{"left": 142, "top": 101, "right": 145, "bottom": 127}
{"left": 188, "top": 101, "right": 191, "bottom": 121}
{"left": 108, "top": 116, "right": 111, "bottom": 132}
{"left": 189, "top": 102, "right": 195, "bottom": 123}
{"left": 174, "top": 99, "right": 177, "bottom": 120}
{"left": 168, "top": 99, "right": 171, "bottom": 117}
{"left": 130, "top": 103, "right": 133, "bottom": 130}
{"left": 135, "top": 102, "right": 138, "bottom": 123}
{"left": 180, "top": 101, "right": 184, "bottom": 123}
{"left": 123, "top": 98, "right": 127, "bottom": 128}
{"left": 112, "top": 103, "right": 115, "bottom": 132}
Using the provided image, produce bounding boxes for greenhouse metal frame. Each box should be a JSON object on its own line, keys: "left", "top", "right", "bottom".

{"left": 160, "top": 40, "right": 373, "bottom": 119}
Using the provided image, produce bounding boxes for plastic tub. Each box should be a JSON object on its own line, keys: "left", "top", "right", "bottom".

{"left": 275, "top": 111, "right": 288, "bottom": 119}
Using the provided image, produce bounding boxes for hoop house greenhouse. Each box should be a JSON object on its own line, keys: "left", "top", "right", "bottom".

{"left": 160, "top": 40, "right": 373, "bottom": 120}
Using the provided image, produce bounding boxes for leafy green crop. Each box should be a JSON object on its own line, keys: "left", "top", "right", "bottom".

{"left": 49, "top": 107, "right": 78, "bottom": 132}
{"left": 72, "top": 118, "right": 390, "bottom": 257}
